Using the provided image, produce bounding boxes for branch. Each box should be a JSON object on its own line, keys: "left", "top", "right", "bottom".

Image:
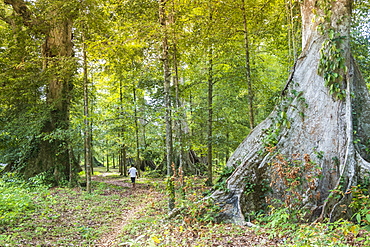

{"left": 4, "top": 0, "right": 34, "bottom": 27}
{"left": 0, "top": 12, "right": 13, "bottom": 26}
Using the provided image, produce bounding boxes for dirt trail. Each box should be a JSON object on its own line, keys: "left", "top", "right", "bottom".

{"left": 92, "top": 174, "right": 163, "bottom": 247}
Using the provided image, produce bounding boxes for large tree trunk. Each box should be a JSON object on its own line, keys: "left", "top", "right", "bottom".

{"left": 29, "top": 19, "right": 76, "bottom": 183}
{"left": 4, "top": 1, "right": 79, "bottom": 184}
{"left": 211, "top": 0, "right": 370, "bottom": 225}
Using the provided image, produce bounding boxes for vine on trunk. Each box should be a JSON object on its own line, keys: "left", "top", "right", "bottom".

{"left": 261, "top": 86, "right": 307, "bottom": 150}
{"left": 316, "top": 0, "right": 347, "bottom": 100}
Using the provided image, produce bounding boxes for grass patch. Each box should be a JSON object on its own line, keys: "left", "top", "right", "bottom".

{"left": 0, "top": 175, "right": 133, "bottom": 246}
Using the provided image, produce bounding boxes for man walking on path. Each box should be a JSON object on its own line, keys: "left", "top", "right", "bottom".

{"left": 128, "top": 165, "right": 138, "bottom": 188}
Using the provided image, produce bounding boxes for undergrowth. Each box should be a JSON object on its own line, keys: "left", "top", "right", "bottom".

{"left": 0, "top": 171, "right": 134, "bottom": 246}
{"left": 1, "top": 167, "right": 370, "bottom": 246}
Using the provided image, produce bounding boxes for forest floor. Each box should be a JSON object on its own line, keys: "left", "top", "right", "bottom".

{"left": 90, "top": 169, "right": 282, "bottom": 247}
{"left": 1, "top": 167, "right": 369, "bottom": 246}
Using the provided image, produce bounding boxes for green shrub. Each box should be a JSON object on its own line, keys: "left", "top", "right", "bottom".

{"left": 0, "top": 174, "right": 37, "bottom": 226}
{"left": 212, "top": 166, "right": 234, "bottom": 192}
{"left": 0, "top": 172, "right": 50, "bottom": 226}
{"left": 350, "top": 185, "right": 370, "bottom": 230}
{"left": 144, "top": 170, "right": 163, "bottom": 178}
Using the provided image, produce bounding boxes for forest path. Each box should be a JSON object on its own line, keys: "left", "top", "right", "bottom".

{"left": 89, "top": 171, "right": 283, "bottom": 246}
{"left": 92, "top": 172, "right": 165, "bottom": 247}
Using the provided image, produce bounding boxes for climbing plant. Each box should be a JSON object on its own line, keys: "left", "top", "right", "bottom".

{"left": 316, "top": 0, "right": 347, "bottom": 100}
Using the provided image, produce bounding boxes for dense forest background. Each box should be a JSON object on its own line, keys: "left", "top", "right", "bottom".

{"left": 0, "top": 0, "right": 369, "bottom": 184}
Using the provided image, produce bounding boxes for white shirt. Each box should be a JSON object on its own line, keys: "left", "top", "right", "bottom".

{"left": 128, "top": 167, "right": 137, "bottom": 177}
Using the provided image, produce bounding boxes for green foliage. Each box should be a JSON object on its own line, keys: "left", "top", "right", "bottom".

{"left": 212, "top": 166, "right": 234, "bottom": 192}
{"left": 187, "top": 198, "right": 221, "bottom": 223}
{"left": 261, "top": 88, "right": 307, "bottom": 150}
{"left": 261, "top": 127, "right": 280, "bottom": 149}
{"left": 289, "top": 220, "right": 365, "bottom": 246}
{"left": 0, "top": 173, "right": 46, "bottom": 227}
{"left": 256, "top": 199, "right": 369, "bottom": 246}
{"left": 164, "top": 170, "right": 221, "bottom": 224}
{"left": 258, "top": 202, "right": 301, "bottom": 239}
{"left": 144, "top": 170, "right": 164, "bottom": 178}
{"left": 313, "top": 148, "right": 325, "bottom": 160}
{"left": 318, "top": 35, "right": 347, "bottom": 100}
{"left": 2, "top": 170, "right": 369, "bottom": 246}
{"left": 28, "top": 171, "right": 58, "bottom": 188}
{"left": 244, "top": 180, "right": 256, "bottom": 196}
{"left": 351, "top": 0, "right": 370, "bottom": 84}
{"left": 166, "top": 175, "right": 176, "bottom": 210}
{"left": 0, "top": 176, "right": 135, "bottom": 246}
{"left": 349, "top": 184, "right": 370, "bottom": 230}
{"left": 316, "top": 0, "right": 347, "bottom": 100}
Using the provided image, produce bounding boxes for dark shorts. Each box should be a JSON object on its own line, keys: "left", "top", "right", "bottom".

{"left": 131, "top": 177, "right": 136, "bottom": 183}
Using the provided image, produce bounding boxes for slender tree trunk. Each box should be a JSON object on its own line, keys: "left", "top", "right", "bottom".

{"left": 106, "top": 153, "right": 110, "bottom": 172}
{"left": 206, "top": 46, "right": 214, "bottom": 186}
{"left": 68, "top": 144, "right": 74, "bottom": 187}
{"left": 160, "top": 0, "right": 173, "bottom": 177}
{"left": 170, "top": 0, "right": 186, "bottom": 176}
{"left": 82, "top": 27, "right": 92, "bottom": 193}
{"left": 119, "top": 145, "right": 126, "bottom": 176}
{"left": 123, "top": 145, "right": 127, "bottom": 176}
{"left": 225, "top": 132, "right": 230, "bottom": 163}
{"left": 133, "top": 87, "right": 141, "bottom": 175}
{"left": 285, "top": 0, "right": 299, "bottom": 63}
{"left": 241, "top": 0, "right": 255, "bottom": 130}
{"left": 142, "top": 124, "right": 147, "bottom": 148}
{"left": 89, "top": 119, "right": 94, "bottom": 175}
{"left": 119, "top": 147, "right": 123, "bottom": 175}
{"left": 159, "top": 0, "right": 175, "bottom": 211}
{"left": 112, "top": 153, "right": 116, "bottom": 169}
{"left": 118, "top": 80, "right": 126, "bottom": 176}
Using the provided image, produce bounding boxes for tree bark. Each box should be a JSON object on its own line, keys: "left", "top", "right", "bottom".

{"left": 211, "top": 0, "right": 370, "bottom": 225}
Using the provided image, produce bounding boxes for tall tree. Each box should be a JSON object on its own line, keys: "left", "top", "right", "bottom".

{"left": 2, "top": 0, "right": 79, "bottom": 183}
{"left": 133, "top": 86, "right": 141, "bottom": 173}
{"left": 159, "top": 0, "right": 175, "bottom": 210}
{"left": 206, "top": 1, "right": 215, "bottom": 186}
{"left": 240, "top": 0, "right": 255, "bottom": 130}
{"left": 82, "top": 23, "right": 92, "bottom": 193}
{"left": 211, "top": 0, "right": 370, "bottom": 224}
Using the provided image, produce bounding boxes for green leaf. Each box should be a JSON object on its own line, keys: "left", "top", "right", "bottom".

{"left": 356, "top": 213, "right": 361, "bottom": 223}
{"left": 366, "top": 214, "right": 370, "bottom": 223}
{"left": 329, "top": 29, "right": 335, "bottom": 39}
